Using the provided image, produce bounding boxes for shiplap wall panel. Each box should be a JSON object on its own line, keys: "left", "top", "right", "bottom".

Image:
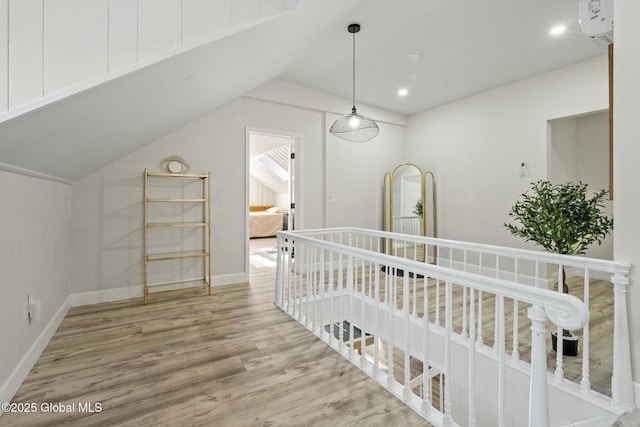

{"left": 250, "top": 176, "right": 275, "bottom": 206}
{"left": 108, "top": 0, "right": 138, "bottom": 72}
{"left": 0, "top": 0, "right": 8, "bottom": 112}
{"left": 183, "top": 0, "right": 231, "bottom": 46}
{"left": 8, "top": 0, "right": 43, "bottom": 109}
{"left": 44, "top": 0, "right": 108, "bottom": 94}
{"left": 0, "top": 0, "right": 289, "bottom": 118}
{"left": 232, "top": 0, "right": 260, "bottom": 26}
{"left": 138, "top": 0, "right": 182, "bottom": 60}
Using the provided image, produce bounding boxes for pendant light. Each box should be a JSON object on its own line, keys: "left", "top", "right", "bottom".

{"left": 329, "top": 23, "right": 379, "bottom": 143}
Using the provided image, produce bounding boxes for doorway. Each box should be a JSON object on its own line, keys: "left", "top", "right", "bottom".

{"left": 245, "top": 127, "right": 301, "bottom": 275}
{"left": 547, "top": 110, "right": 613, "bottom": 260}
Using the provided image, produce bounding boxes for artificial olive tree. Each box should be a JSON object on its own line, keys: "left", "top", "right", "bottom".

{"left": 505, "top": 180, "right": 613, "bottom": 293}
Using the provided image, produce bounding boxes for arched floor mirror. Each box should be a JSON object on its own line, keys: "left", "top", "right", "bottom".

{"left": 383, "top": 163, "right": 436, "bottom": 261}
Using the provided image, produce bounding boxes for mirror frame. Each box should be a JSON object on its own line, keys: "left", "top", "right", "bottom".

{"left": 384, "top": 163, "right": 436, "bottom": 239}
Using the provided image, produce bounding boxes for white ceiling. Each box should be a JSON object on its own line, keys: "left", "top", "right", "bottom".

{"left": 280, "top": 0, "right": 605, "bottom": 115}
{"left": 0, "top": 0, "right": 607, "bottom": 181}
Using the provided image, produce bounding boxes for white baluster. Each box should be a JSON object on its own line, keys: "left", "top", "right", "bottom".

{"left": 374, "top": 262, "right": 380, "bottom": 377}
{"left": 298, "top": 244, "right": 303, "bottom": 322}
{"left": 319, "top": 248, "right": 325, "bottom": 339}
{"left": 412, "top": 260, "right": 418, "bottom": 317}
{"left": 435, "top": 279, "right": 441, "bottom": 327}
{"left": 348, "top": 253, "right": 354, "bottom": 359}
{"left": 361, "top": 257, "right": 367, "bottom": 365}
{"left": 329, "top": 248, "right": 335, "bottom": 345}
{"left": 311, "top": 247, "right": 316, "bottom": 332}
{"left": 403, "top": 273, "right": 411, "bottom": 402}
{"left": 387, "top": 268, "right": 395, "bottom": 389}
{"left": 611, "top": 268, "right": 635, "bottom": 409}
{"left": 462, "top": 287, "right": 468, "bottom": 338}
{"left": 528, "top": 305, "right": 550, "bottom": 427}
{"left": 477, "top": 254, "right": 484, "bottom": 346}
{"left": 512, "top": 299, "right": 519, "bottom": 363}
{"left": 554, "top": 265, "right": 564, "bottom": 382}
{"left": 443, "top": 280, "right": 453, "bottom": 426}
{"left": 275, "top": 236, "right": 283, "bottom": 307}
{"left": 468, "top": 287, "right": 477, "bottom": 427}
{"left": 494, "top": 256, "right": 500, "bottom": 351}
{"left": 287, "top": 239, "right": 293, "bottom": 313}
{"left": 512, "top": 257, "right": 520, "bottom": 362}
{"left": 498, "top": 295, "right": 506, "bottom": 427}
{"left": 477, "top": 290, "right": 484, "bottom": 346}
{"left": 580, "top": 269, "right": 590, "bottom": 392}
{"left": 338, "top": 250, "right": 344, "bottom": 344}
{"left": 305, "top": 245, "right": 311, "bottom": 328}
{"left": 422, "top": 275, "right": 431, "bottom": 415}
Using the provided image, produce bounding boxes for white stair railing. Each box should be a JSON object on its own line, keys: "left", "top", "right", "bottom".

{"left": 278, "top": 227, "right": 634, "bottom": 411}
{"left": 273, "top": 228, "right": 611, "bottom": 427}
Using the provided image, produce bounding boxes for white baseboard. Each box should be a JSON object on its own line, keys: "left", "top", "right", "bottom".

{"left": 71, "top": 273, "right": 249, "bottom": 307}
{"left": 71, "top": 286, "right": 143, "bottom": 307}
{"left": 213, "top": 272, "right": 248, "bottom": 287}
{"left": 0, "top": 295, "right": 71, "bottom": 405}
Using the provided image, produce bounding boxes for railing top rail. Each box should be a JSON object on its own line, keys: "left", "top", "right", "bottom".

{"left": 283, "top": 227, "right": 629, "bottom": 275}
{"left": 277, "top": 229, "right": 589, "bottom": 331}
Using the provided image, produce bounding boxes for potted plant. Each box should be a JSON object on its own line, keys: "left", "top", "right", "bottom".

{"left": 504, "top": 180, "right": 613, "bottom": 355}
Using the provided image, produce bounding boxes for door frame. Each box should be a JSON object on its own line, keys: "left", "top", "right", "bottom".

{"left": 245, "top": 126, "right": 304, "bottom": 277}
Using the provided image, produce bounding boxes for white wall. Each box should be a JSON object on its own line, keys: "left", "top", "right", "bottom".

{"left": 575, "top": 112, "right": 609, "bottom": 191}
{"left": 548, "top": 117, "right": 577, "bottom": 183}
{"left": 325, "top": 113, "right": 406, "bottom": 230}
{"left": 613, "top": 0, "right": 640, "bottom": 400}
{"left": 405, "top": 55, "right": 609, "bottom": 249}
{"left": 71, "top": 82, "right": 406, "bottom": 295}
{"left": 0, "top": 169, "right": 70, "bottom": 403}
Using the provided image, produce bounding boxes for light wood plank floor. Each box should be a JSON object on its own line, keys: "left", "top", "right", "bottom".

{"left": 1, "top": 238, "right": 429, "bottom": 427}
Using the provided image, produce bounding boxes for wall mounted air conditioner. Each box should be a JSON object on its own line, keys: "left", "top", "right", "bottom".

{"left": 579, "top": 0, "right": 613, "bottom": 45}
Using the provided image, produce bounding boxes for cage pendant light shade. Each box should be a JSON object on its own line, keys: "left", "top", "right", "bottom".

{"left": 330, "top": 107, "right": 379, "bottom": 143}
{"left": 329, "top": 23, "right": 379, "bottom": 143}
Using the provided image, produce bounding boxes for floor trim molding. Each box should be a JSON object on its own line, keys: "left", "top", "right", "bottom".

{"left": 0, "top": 295, "right": 71, "bottom": 405}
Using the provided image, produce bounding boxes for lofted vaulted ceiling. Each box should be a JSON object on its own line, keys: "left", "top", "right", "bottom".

{"left": 0, "top": 0, "right": 606, "bottom": 181}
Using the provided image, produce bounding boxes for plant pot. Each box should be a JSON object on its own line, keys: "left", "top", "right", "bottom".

{"left": 551, "top": 331, "right": 579, "bottom": 356}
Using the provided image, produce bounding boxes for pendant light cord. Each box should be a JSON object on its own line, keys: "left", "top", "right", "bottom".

{"left": 352, "top": 30, "right": 356, "bottom": 113}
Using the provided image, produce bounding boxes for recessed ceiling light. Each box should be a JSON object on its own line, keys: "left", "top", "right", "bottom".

{"left": 408, "top": 51, "right": 422, "bottom": 61}
{"left": 398, "top": 88, "right": 409, "bottom": 97}
{"left": 550, "top": 25, "right": 566, "bottom": 36}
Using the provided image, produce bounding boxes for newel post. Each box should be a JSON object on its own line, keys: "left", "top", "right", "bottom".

{"left": 611, "top": 265, "right": 635, "bottom": 410}
{"left": 528, "top": 305, "right": 550, "bottom": 427}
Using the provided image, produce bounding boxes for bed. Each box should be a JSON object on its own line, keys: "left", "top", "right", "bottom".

{"left": 250, "top": 206, "right": 289, "bottom": 238}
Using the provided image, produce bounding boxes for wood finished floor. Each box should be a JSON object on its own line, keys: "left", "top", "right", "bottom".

{"left": 1, "top": 238, "right": 429, "bottom": 427}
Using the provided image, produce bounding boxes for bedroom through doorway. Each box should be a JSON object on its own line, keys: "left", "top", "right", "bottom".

{"left": 246, "top": 128, "right": 298, "bottom": 272}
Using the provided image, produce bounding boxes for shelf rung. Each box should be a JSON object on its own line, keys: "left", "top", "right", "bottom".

{"left": 147, "top": 198, "right": 206, "bottom": 203}
{"left": 147, "top": 251, "right": 209, "bottom": 261}
{"left": 146, "top": 171, "right": 208, "bottom": 179}
{"left": 147, "top": 222, "right": 207, "bottom": 228}
{"left": 146, "top": 278, "right": 209, "bottom": 288}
